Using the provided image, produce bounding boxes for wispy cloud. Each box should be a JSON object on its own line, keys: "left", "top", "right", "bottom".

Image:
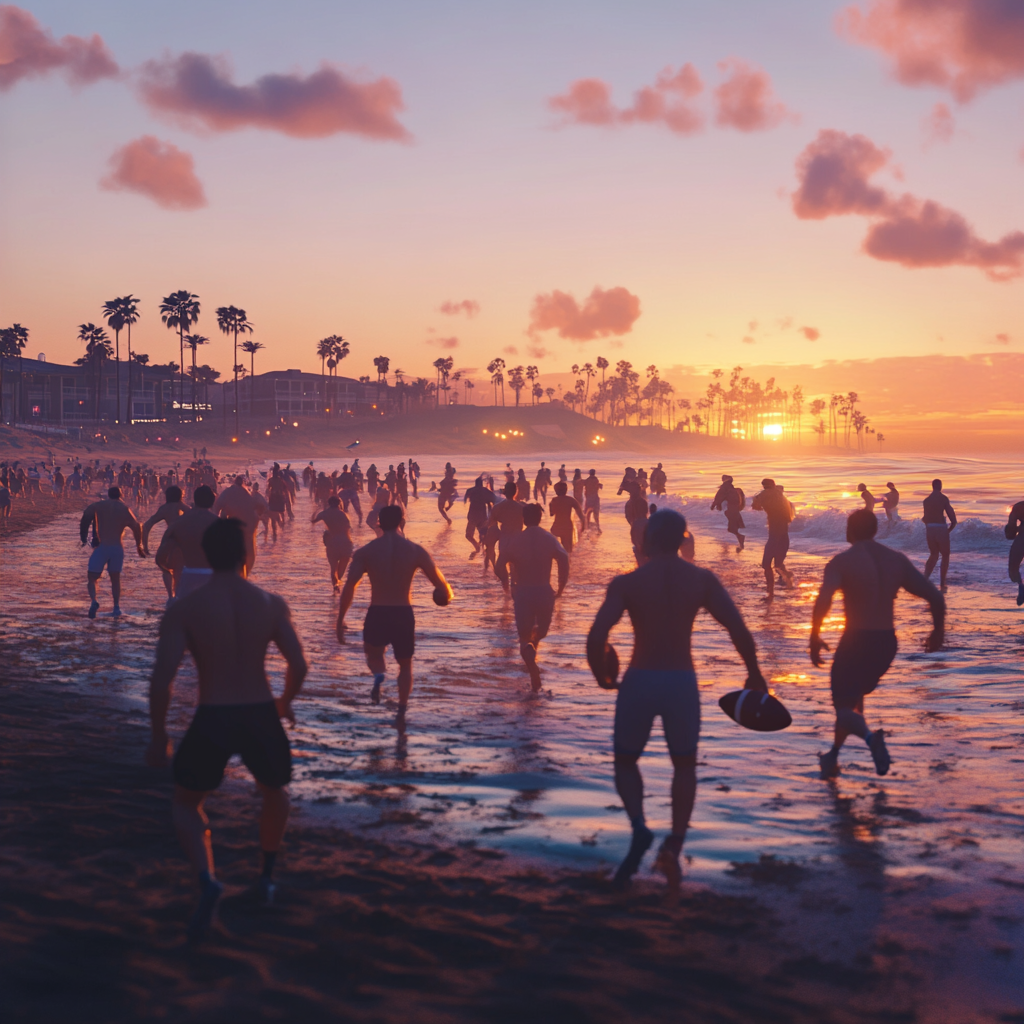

{"left": 713, "top": 58, "right": 797, "bottom": 132}
{"left": 100, "top": 136, "right": 206, "bottom": 210}
{"left": 528, "top": 285, "right": 641, "bottom": 341}
{"left": 438, "top": 299, "right": 480, "bottom": 317}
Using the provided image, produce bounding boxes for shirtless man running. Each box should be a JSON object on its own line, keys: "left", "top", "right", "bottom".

{"left": 337, "top": 505, "right": 452, "bottom": 715}
{"left": 497, "top": 504, "right": 569, "bottom": 692}
{"left": 583, "top": 469, "right": 603, "bottom": 533}
{"left": 312, "top": 496, "right": 354, "bottom": 591}
{"left": 587, "top": 510, "right": 767, "bottom": 892}
{"left": 437, "top": 467, "right": 458, "bottom": 525}
{"left": 548, "top": 480, "right": 585, "bottom": 553}
{"left": 1006, "top": 498, "right": 1024, "bottom": 607}
{"left": 811, "top": 508, "right": 945, "bottom": 779}
{"left": 463, "top": 475, "right": 496, "bottom": 558}
{"left": 146, "top": 518, "right": 307, "bottom": 940}
{"left": 155, "top": 485, "right": 219, "bottom": 599}
{"left": 80, "top": 486, "right": 146, "bottom": 618}
{"left": 142, "top": 485, "right": 189, "bottom": 600}
{"left": 213, "top": 476, "right": 262, "bottom": 575}
{"left": 922, "top": 479, "right": 957, "bottom": 589}
{"left": 485, "top": 482, "right": 525, "bottom": 573}
{"left": 751, "top": 478, "right": 794, "bottom": 599}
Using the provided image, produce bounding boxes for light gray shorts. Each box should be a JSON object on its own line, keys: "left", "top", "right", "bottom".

{"left": 614, "top": 668, "right": 700, "bottom": 758}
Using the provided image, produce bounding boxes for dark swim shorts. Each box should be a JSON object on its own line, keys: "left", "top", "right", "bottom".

{"left": 830, "top": 629, "right": 898, "bottom": 710}
{"left": 761, "top": 531, "right": 789, "bottom": 569}
{"left": 173, "top": 701, "right": 291, "bottom": 791}
{"left": 363, "top": 605, "right": 416, "bottom": 659}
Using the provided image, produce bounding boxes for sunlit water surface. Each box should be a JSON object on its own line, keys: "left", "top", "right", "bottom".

{"left": 2, "top": 451, "right": 1022, "bottom": 997}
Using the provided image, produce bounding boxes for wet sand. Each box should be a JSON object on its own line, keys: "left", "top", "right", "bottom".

{"left": 1, "top": 451, "right": 1022, "bottom": 1021}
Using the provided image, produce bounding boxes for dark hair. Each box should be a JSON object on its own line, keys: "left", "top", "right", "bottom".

{"left": 108, "top": 486, "right": 121, "bottom": 499}
{"left": 193, "top": 485, "right": 215, "bottom": 509}
{"left": 523, "top": 503, "right": 543, "bottom": 527}
{"left": 328, "top": 495, "right": 340, "bottom": 507}
{"left": 847, "top": 507, "right": 878, "bottom": 542}
{"left": 761, "top": 478, "right": 775, "bottom": 488}
{"left": 504, "top": 481, "right": 517, "bottom": 498}
{"left": 202, "top": 518, "right": 246, "bottom": 571}
{"left": 166, "top": 485, "right": 183, "bottom": 503}
{"left": 235, "top": 475, "right": 246, "bottom": 485}
{"left": 554, "top": 481, "right": 567, "bottom": 495}
{"left": 932, "top": 479, "right": 942, "bottom": 490}
{"left": 886, "top": 481, "right": 895, "bottom": 489}
{"left": 646, "top": 509, "right": 687, "bottom": 553}
{"left": 379, "top": 505, "right": 403, "bottom": 531}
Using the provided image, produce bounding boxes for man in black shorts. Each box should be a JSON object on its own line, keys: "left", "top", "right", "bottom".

{"left": 337, "top": 504, "right": 452, "bottom": 715}
{"left": 1006, "top": 498, "right": 1024, "bottom": 607}
{"left": 146, "top": 518, "right": 308, "bottom": 940}
{"left": 751, "top": 478, "right": 794, "bottom": 599}
{"left": 922, "top": 478, "right": 957, "bottom": 590}
{"left": 810, "top": 508, "right": 944, "bottom": 779}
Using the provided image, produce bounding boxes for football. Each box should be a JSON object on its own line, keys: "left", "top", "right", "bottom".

{"left": 597, "top": 643, "right": 620, "bottom": 690}
{"left": 432, "top": 585, "right": 451, "bottom": 607}
{"left": 719, "top": 689, "right": 792, "bottom": 732}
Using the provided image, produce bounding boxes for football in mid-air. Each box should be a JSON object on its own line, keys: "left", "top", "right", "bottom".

{"left": 719, "top": 689, "right": 792, "bottom": 732}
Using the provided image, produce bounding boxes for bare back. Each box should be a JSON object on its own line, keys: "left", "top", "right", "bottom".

{"left": 499, "top": 526, "right": 569, "bottom": 588}
{"left": 160, "top": 508, "right": 218, "bottom": 569}
{"left": 85, "top": 498, "right": 141, "bottom": 546}
{"left": 491, "top": 499, "right": 524, "bottom": 536}
{"left": 349, "top": 532, "right": 438, "bottom": 606}
{"left": 156, "top": 574, "right": 303, "bottom": 705}
{"left": 549, "top": 494, "right": 583, "bottom": 528}
{"left": 213, "top": 484, "right": 258, "bottom": 531}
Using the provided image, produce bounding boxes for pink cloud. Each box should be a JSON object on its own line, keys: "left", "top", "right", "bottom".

{"left": 526, "top": 344, "right": 550, "bottom": 359}
{"left": 837, "top": 0, "right": 1024, "bottom": 102}
{"left": 0, "top": 5, "right": 118, "bottom": 90}
{"left": 137, "top": 52, "right": 410, "bottom": 140}
{"left": 439, "top": 299, "right": 480, "bottom": 317}
{"left": 99, "top": 136, "right": 206, "bottom": 210}
{"left": 923, "top": 101, "right": 955, "bottom": 146}
{"left": 995, "top": 332, "right": 1010, "bottom": 344}
{"left": 713, "top": 58, "right": 796, "bottom": 132}
{"left": 549, "top": 64, "right": 704, "bottom": 134}
{"left": 428, "top": 336, "right": 459, "bottom": 350}
{"left": 742, "top": 336, "right": 756, "bottom": 345}
{"left": 528, "top": 285, "right": 641, "bottom": 341}
{"left": 503, "top": 345, "right": 519, "bottom": 355}
{"left": 800, "top": 326, "right": 821, "bottom": 340}
{"left": 792, "top": 129, "right": 1024, "bottom": 280}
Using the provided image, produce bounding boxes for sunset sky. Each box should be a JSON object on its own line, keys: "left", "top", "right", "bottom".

{"left": 2, "top": 1, "right": 1023, "bottom": 411}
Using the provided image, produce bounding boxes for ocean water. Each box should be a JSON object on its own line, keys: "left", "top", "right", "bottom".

{"left": 2, "top": 451, "right": 1022, "bottom": 989}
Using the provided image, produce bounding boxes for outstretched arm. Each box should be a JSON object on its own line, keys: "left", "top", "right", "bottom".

{"left": 311, "top": 510, "right": 325, "bottom": 525}
{"left": 586, "top": 577, "right": 626, "bottom": 687}
{"left": 127, "top": 510, "right": 145, "bottom": 556}
{"left": 417, "top": 547, "right": 453, "bottom": 599}
{"left": 809, "top": 560, "right": 840, "bottom": 666}
{"left": 703, "top": 573, "right": 767, "bottom": 690}
{"left": 899, "top": 556, "right": 945, "bottom": 652}
{"left": 337, "top": 551, "right": 367, "bottom": 640}
{"left": 272, "top": 597, "right": 309, "bottom": 722}
{"left": 141, "top": 508, "right": 165, "bottom": 551}
{"left": 79, "top": 504, "right": 96, "bottom": 545}
{"left": 146, "top": 609, "right": 187, "bottom": 766}
{"left": 571, "top": 498, "right": 585, "bottom": 525}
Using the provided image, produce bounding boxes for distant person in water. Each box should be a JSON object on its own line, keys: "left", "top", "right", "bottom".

{"left": 583, "top": 469, "right": 603, "bottom": 533}
{"left": 146, "top": 517, "right": 307, "bottom": 940}
{"left": 751, "top": 479, "right": 794, "bottom": 599}
{"left": 856, "top": 483, "right": 876, "bottom": 512}
{"left": 438, "top": 466, "right": 458, "bottom": 524}
{"left": 155, "top": 486, "right": 218, "bottom": 600}
{"left": 463, "top": 475, "right": 496, "bottom": 558}
{"left": 80, "top": 487, "right": 146, "bottom": 618}
{"left": 548, "top": 480, "right": 585, "bottom": 554}
{"left": 533, "top": 462, "right": 551, "bottom": 506}
{"left": 487, "top": 481, "right": 525, "bottom": 576}
{"left": 650, "top": 463, "right": 667, "bottom": 496}
{"left": 922, "top": 479, "right": 957, "bottom": 589}
{"left": 587, "top": 510, "right": 767, "bottom": 894}
{"left": 515, "top": 468, "right": 531, "bottom": 502}
{"left": 337, "top": 504, "right": 452, "bottom": 716}
{"left": 498, "top": 503, "right": 569, "bottom": 692}
{"left": 629, "top": 501, "right": 653, "bottom": 565}
{"left": 1005, "top": 498, "right": 1024, "bottom": 607}
{"left": 143, "top": 485, "right": 189, "bottom": 600}
{"left": 811, "top": 508, "right": 945, "bottom": 780}
{"left": 881, "top": 482, "right": 900, "bottom": 523}
{"left": 312, "top": 496, "right": 354, "bottom": 591}
{"left": 711, "top": 475, "right": 746, "bottom": 551}
{"left": 213, "top": 476, "right": 262, "bottom": 576}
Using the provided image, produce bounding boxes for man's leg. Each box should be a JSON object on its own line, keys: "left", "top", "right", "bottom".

{"left": 365, "top": 643, "right": 387, "bottom": 704}
{"left": 257, "top": 782, "right": 289, "bottom": 900}
{"left": 87, "top": 571, "right": 102, "bottom": 617}
{"left": 763, "top": 564, "right": 775, "bottom": 598}
{"left": 172, "top": 785, "right": 223, "bottom": 940}
{"left": 109, "top": 571, "right": 122, "bottom": 613}
{"left": 465, "top": 518, "right": 480, "bottom": 552}
{"left": 613, "top": 751, "right": 654, "bottom": 886}
{"left": 924, "top": 535, "right": 939, "bottom": 578}
{"left": 939, "top": 550, "right": 950, "bottom": 588}
{"left": 160, "top": 569, "right": 175, "bottom": 598}
{"left": 396, "top": 657, "right": 413, "bottom": 713}
{"left": 652, "top": 752, "right": 697, "bottom": 894}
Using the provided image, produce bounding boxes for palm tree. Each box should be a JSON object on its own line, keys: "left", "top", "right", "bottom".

{"left": 596, "top": 356, "right": 609, "bottom": 421}
{"left": 330, "top": 336, "right": 349, "bottom": 418}
{"left": 240, "top": 340, "right": 264, "bottom": 417}
{"left": 102, "top": 296, "right": 140, "bottom": 426}
{"left": 216, "top": 306, "right": 254, "bottom": 437}
{"left": 508, "top": 365, "right": 526, "bottom": 407}
{"left": 486, "top": 358, "right": 506, "bottom": 406}
{"left": 582, "top": 362, "right": 595, "bottom": 405}
{"left": 77, "top": 323, "right": 112, "bottom": 421}
{"left": 316, "top": 337, "right": 334, "bottom": 414}
{"left": 0, "top": 325, "right": 27, "bottom": 423}
{"left": 159, "top": 291, "right": 200, "bottom": 419}
{"left": 464, "top": 377, "right": 474, "bottom": 404}
{"left": 526, "top": 365, "right": 539, "bottom": 404}
{"left": 184, "top": 334, "right": 208, "bottom": 420}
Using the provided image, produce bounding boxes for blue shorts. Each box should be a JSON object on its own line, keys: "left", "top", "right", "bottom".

{"left": 614, "top": 668, "right": 701, "bottom": 758}
{"left": 88, "top": 543, "right": 125, "bottom": 574}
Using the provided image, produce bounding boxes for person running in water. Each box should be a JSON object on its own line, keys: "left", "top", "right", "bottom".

{"left": 463, "top": 475, "right": 495, "bottom": 558}
{"left": 498, "top": 503, "right": 569, "bottom": 692}
{"left": 367, "top": 484, "right": 392, "bottom": 537}
{"left": 1007, "top": 498, "right": 1024, "bottom": 607}
{"left": 922, "top": 479, "right": 957, "bottom": 589}
{"left": 587, "top": 510, "right": 767, "bottom": 893}
{"left": 143, "top": 485, "right": 189, "bottom": 600}
{"left": 583, "top": 469, "right": 603, "bottom": 533}
{"left": 312, "top": 496, "right": 354, "bottom": 591}
{"left": 486, "top": 481, "right": 525, "bottom": 574}
{"left": 548, "top": 480, "right": 585, "bottom": 553}
{"left": 751, "top": 479, "right": 794, "bottom": 599}
{"left": 337, "top": 464, "right": 362, "bottom": 524}
{"left": 337, "top": 505, "right": 451, "bottom": 715}
{"left": 155, "top": 486, "right": 218, "bottom": 600}
{"left": 650, "top": 463, "right": 667, "bottom": 496}
{"left": 515, "top": 468, "right": 531, "bottom": 502}
{"left": 146, "top": 517, "right": 307, "bottom": 940}
{"left": 409, "top": 458, "right": 420, "bottom": 499}
{"left": 80, "top": 487, "right": 146, "bottom": 618}
{"left": 881, "top": 482, "right": 900, "bottom": 523}
{"left": 710, "top": 475, "right": 746, "bottom": 551}
{"left": 811, "top": 508, "right": 945, "bottom": 779}
{"left": 213, "top": 476, "right": 262, "bottom": 576}
{"left": 572, "top": 468, "right": 585, "bottom": 505}
{"left": 856, "top": 483, "right": 876, "bottom": 512}
{"left": 533, "top": 462, "right": 552, "bottom": 507}
{"left": 437, "top": 466, "right": 458, "bottom": 524}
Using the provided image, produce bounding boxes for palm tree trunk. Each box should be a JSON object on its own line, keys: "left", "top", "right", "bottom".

{"left": 179, "top": 327, "right": 185, "bottom": 420}
{"left": 114, "top": 328, "right": 121, "bottom": 425}
{"left": 250, "top": 352, "right": 256, "bottom": 417}
{"left": 233, "top": 326, "right": 239, "bottom": 437}
{"left": 126, "top": 322, "right": 133, "bottom": 427}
